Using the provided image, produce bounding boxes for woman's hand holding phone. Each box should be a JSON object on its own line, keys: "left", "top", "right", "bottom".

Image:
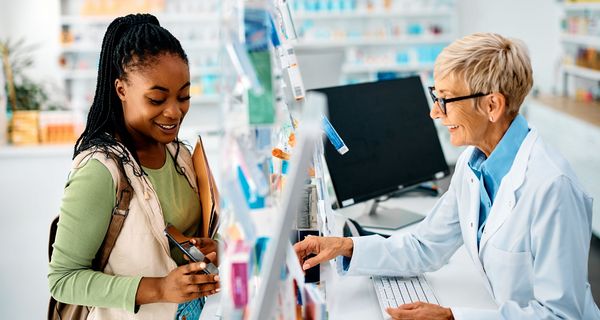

{"left": 135, "top": 262, "right": 220, "bottom": 305}
{"left": 160, "top": 262, "right": 220, "bottom": 303}
{"left": 164, "top": 224, "right": 219, "bottom": 274}
{"left": 189, "top": 238, "right": 219, "bottom": 266}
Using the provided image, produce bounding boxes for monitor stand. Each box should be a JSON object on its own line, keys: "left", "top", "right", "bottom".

{"left": 355, "top": 199, "right": 424, "bottom": 230}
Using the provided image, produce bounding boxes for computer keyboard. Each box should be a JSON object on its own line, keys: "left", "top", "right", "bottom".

{"left": 372, "top": 275, "right": 439, "bottom": 318}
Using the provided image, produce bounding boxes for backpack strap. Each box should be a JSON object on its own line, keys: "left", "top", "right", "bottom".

{"left": 92, "top": 152, "right": 133, "bottom": 271}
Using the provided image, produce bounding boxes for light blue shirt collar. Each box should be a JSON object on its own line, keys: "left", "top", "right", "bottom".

{"left": 468, "top": 114, "right": 530, "bottom": 201}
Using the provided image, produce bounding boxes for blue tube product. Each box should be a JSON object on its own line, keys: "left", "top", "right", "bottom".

{"left": 321, "top": 115, "right": 349, "bottom": 155}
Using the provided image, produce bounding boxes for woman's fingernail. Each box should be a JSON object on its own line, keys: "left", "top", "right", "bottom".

{"left": 303, "top": 263, "right": 310, "bottom": 270}
{"left": 214, "top": 275, "right": 220, "bottom": 281}
{"left": 199, "top": 262, "right": 206, "bottom": 269}
{"left": 215, "top": 288, "right": 221, "bottom": 292}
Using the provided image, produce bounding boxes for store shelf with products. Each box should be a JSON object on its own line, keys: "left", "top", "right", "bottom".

{"left": 60, "top": 12, "right": 219, "bottom": 25}
{"left": 560, "top": 33, "right": 600, "bottom": 49}
{"left": 295, "top": 35, "right": 454, "bottom": 49}
{"left": 341, "top": 62, "right": 435, "bottom": 74}
{"left": 564, "top": 1, "right": 600, "bottom": 11}
{"left": 560, "top": 1, "right": 600, "bottom": 99}
{"left": 60, "top": 41, "right": 220, "bottom": 53}
{"left": 293, "top": 9, "right": 453, "bottom": 20}
{"left": 289, "top": 0, "right": 457, "bottom": 84}
{"left": 563, "top": 64, "right": 600, "bottom": 81}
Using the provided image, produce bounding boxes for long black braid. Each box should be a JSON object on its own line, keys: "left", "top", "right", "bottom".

{"left": 74, "top": 13, "right": 188, "bottom": 176}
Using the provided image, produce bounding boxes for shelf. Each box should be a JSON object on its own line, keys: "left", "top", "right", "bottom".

{"left": 190, "top": 66, "right": 220, "bottom": 76}
{"left": 533, "top": 95, "right": 600, "bottom": 128}
{"left": 294, "top": 35, "right": 453, "bottom": 49}
{"left": 62, "top": 69, "right": 97, "bottom": 80}
{"left": 60, "top": 43, "right": 102, "bottom": 53}
{"left": 0, "top": 144, "right": 74, "bottom": 159}
{"left": 60, "top": 67, "right": 219, "bottom": 80}
{"left": 61, "top": 13, "right": 219, "bottom": 25}
{"left": 182, "top": 42, "right": 220, "bottom": 51}
{"left": 342, "top": 63, "right": 434, "bottom": 74}
{"left": 61, "top": 41, "right": 219, "bottom": 53}
{"left": 293, "top": 9, "right": 452, "bottom": 20}
{"left": 561, "top": 33, "right": 600, "bottom": 49}
{"left": 564, "top": 2, "right": 600, "bottom": 11}
{"left": 191, "top": 95, "right": 220, "bottom": 105}
{"left": 563, "top": 64, "right": 600, "bottom": 81}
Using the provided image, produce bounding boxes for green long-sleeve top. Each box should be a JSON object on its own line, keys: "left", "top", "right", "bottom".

{"left": 48, "top": 153, "right": 200, "bottom": 313}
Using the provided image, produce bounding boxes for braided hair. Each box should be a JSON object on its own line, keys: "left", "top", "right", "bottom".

{"left": 74, "top": 13, "right": 188, "bottom": 175}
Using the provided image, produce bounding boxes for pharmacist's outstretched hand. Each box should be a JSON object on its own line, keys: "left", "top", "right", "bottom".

{"left": 293, "top": 236, "right": 354, "bottom": 270}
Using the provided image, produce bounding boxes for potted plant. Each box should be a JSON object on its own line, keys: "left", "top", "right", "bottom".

{"left": 1, "top": 38, "right": 51, "bottom": 145}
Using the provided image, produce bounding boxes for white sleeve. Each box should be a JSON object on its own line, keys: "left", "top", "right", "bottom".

{"left": 339, "top": 177, "right": 464, "bottom": 276}
{"left": 453, "top": 175, "right": 595, "bottom": 320}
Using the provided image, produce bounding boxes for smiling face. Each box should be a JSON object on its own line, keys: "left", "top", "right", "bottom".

{"left": 115, "top": 53, "right": 190, "bottom": 150}
{"left": 430, "top": 75, "right": 491, "bottom": 148}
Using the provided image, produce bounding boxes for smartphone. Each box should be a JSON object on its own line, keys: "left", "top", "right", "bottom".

{"left": 164, "top": 224, "right": 219, "bottom": 274}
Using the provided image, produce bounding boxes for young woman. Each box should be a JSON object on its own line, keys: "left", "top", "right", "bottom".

{"left": 48, "top": 13, "right": 219, "bottom": 319}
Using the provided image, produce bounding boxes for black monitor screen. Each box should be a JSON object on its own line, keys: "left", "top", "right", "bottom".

{"left": 313, "top": 76, "right": 449, "bottom": 208}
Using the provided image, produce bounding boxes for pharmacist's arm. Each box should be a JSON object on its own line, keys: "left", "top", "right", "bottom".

{"left": 294, "top": 236, "right": 354, "bottom": 270}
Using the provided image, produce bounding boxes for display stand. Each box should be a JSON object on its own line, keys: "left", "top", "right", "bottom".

{"left": 213, "top": 1, "right": 337, "bottom": 319}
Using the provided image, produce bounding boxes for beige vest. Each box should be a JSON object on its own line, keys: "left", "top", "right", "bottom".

{"left": 72, "top": 143, "right": 198, "bottom": 320}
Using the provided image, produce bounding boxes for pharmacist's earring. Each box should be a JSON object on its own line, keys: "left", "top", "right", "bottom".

{"left": 489, "top": 116, "right": 494, "bottom": 122}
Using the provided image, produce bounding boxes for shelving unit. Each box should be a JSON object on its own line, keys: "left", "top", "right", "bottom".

{"left": 289, "top": 0, "right": 458, "bottom": 83}
{"left": 293, "top": 9, "right": 453, "bottom": 20}
{"left": 564, "top": 2, "right": 600, "bottom": 11}
{"left": 560, "top": 1, "right": 600, "bottom": 99}
{"left": 341, "top": 62, "right": 434, "bottom": 74}
{"left": 295, "top": 35, "right": 454, "bottom": 49}
{"left": 563, "top": 64, "right": 600, "bottom": 81}
{"left": 560, "top": 33, "right": 600, "bottom": 49}
{"left": 537, "top": 1, "right": 600, "bottom": 236}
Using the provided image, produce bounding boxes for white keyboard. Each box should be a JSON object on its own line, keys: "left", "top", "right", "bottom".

{"left": 372, "top": 275, "right": 439, "bottom": 318}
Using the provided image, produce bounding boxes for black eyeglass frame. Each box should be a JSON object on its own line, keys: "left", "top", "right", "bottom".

{"left": 427, "top": 86, "right": 489, "bottom": 115}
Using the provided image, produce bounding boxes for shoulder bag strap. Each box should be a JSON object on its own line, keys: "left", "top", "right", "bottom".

{"left": 93, "top": 152, "right": 133, "bottom": 271}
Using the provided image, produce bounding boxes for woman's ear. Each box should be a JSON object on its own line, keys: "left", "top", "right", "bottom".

{"left": 486, "top": 92, "right": 506, "bottom": 123}
{"left": 115, "top": 78, "right": 127, "bottom": 102}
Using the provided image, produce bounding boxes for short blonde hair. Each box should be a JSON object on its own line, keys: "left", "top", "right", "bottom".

{"left": 434, "top": 33, "right": 533, "bottom": 116}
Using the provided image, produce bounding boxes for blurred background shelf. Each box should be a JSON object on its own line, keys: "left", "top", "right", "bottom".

{"left": 0, "top": 144, "right": 73, "bottom": 158}
{"left": 295, "top": 36, "right": 454, "bottom": 49}
{"left": 532, "top": 94, "right": 600, "bottom": 127}
{"left": 563, "top": 64, "right": 600, "bottom": 82}
{"left": 60, "top": 13, "right": 219, "bottom": 25}
{"left": 293, "top": 9, "right": 453, "bottom": 20}
{"left": 561, "top": 33, "right": 600, "bottom": 49}
{"left": 341, "top": 63, "right": 435, "bottom": 74}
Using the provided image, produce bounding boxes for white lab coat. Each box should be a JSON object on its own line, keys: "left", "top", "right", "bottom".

{"left": 343, "top": 128, "right": 600, "bottom": 319}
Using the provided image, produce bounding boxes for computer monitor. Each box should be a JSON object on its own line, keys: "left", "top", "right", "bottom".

{"left": 313, "top": 76, "right": 449, "bottom": 230}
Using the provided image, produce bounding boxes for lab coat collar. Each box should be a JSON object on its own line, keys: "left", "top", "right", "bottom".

{"left": 478, "top": 127, "right": 539, "bottom": 252}
{"left": 463, "top": 165, "right": 493, "bottom": 293}
{"left": 465, "top": 167, "right": 482, "bottom": 259}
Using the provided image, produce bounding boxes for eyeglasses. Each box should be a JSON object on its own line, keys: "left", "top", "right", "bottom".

{"left": 427, "top": 86, "right": 489, "bottom": 115}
